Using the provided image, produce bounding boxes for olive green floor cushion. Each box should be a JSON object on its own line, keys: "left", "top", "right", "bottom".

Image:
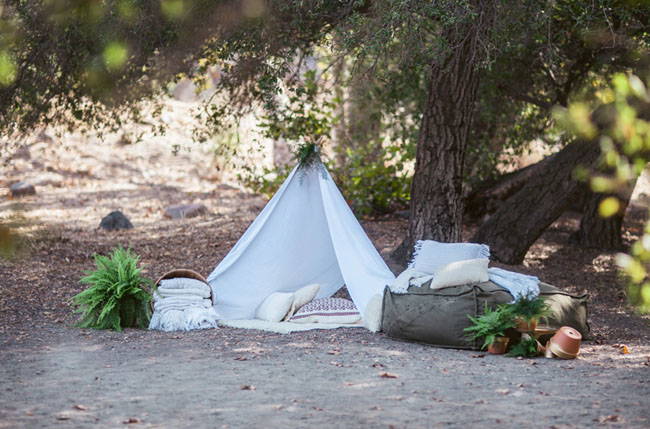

{"left": 381, "top": 281, "right": 589, "bottom": 350}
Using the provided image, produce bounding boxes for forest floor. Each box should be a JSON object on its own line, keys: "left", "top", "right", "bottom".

{"left": 1, "top": 127, "right": 649, "bottom": 428}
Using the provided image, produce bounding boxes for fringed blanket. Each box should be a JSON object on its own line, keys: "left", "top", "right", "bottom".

{"left": 148, "top": 277, "right": 218, "bottom": 332}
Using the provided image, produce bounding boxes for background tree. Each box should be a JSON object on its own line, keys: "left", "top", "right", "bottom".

{"left": 1, "top": 1, "right": 649, "bottom": 270}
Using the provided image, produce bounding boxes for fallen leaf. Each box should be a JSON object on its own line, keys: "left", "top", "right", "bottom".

{"left": 327, "top": 349, "right": 341, "bottom": 355}
{"left": 240, "top": 385, "right": 256, "bottom": 390}
{"left": 329, "top": 361, "right": 344, "bottom": 367}
{"left": 495, "top": 389, "right": 510, "bottom": 395}
{"left": 56, "top": 415, "right": 70, "bottom": 421}
{"left": 123, "top": 417, "right": 141, "bottom": 424}
{"left": 379, "top": 372, "right": 398, "bottom": 378}
{"left": 371, "top": 363, "right": 385, "bottom": 368}
{"left": 596, "top": 415, "right": 621, "bottom": 423}
{"left": 234, "top": 356, "right": 248, "bottom": 361}
{"left": 73, "top": 405, "right": 88, "bottom": 411}
{"left": 620, "top": 345, "right": 630, "bottom": 354}
{"left": 469, "top": 353, "right": 485, "bottom": 358}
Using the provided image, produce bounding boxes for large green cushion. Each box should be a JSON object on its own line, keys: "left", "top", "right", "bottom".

{"left": 381, "top": 281, "right": 589, "bottom": 349}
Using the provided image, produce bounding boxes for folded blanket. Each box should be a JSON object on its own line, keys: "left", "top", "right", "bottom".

{"left": 389, "top": 267, "right": 434, "bottom": 294}
{"left": 154, "top": 298, "right": 212, "bottom": 311}
{"left": 153, "top": 294, "right": 206, "bottom": 305}
{"left": 148, "top": 306, "right": 219, "bottom": 332}
{"left": 149, "top": 280, "right": 218, "bottom": 332}
{"left": 154, "top": 288, "right": 211, "bottom": 300}
{"left": 159, "top": 277, "right": 212, "bottom": 294}
{"left": 488, "top": 267, "right": 539, "bottom": 302}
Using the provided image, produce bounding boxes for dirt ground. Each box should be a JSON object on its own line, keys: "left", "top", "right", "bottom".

{"left": 1, "top": 127, "right": 649, "bottom": 428}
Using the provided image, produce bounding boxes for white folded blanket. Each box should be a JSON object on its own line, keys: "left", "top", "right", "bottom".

{"left": 148, "top": 279, "right": 218, "bottom": 332}
{"left": 159, "top": 277, "right": 212, "bottom": 294}
{"left": 154, "top": 298, "right": 213, "bottom": 311}
{"left": 389, "top": 267, "right": 434, "bottom": 294}
{"left": 154, "top": 288, "right": 211, "bottom": 300}
{"left": 488, "top": 267, "right": 539, "bottom": 302}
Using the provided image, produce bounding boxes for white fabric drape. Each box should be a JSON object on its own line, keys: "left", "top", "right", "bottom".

{"left": 207, "top": 163, "right": 395, "bottom": 320}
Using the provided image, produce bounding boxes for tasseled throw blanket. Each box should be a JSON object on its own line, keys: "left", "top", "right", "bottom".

{"left": 148, "top": 277, "right": 219, "bottom": 332}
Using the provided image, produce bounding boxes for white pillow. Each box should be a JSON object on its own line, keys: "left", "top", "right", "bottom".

{"left": 410, "top": 240, "right": 490, "bottom": 274}
{"left": 283, "top": 283, "right": 321, "bottom": 321}
{"left": 429, "top": 258, "right": 489, "bottom": 290}
{"left": 255, "top": 292, "right": 294, "bottom": 322}
{"left": 289, "top": 298, "right": 361, "bottom": 324}
{"left": 362, "top": 294, "right": 383, "bottom": 333}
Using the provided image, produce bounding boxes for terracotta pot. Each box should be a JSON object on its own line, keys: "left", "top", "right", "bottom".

{"left": 515, "top": 317, "right": 537, "bottom": 331}
{"left": 487, "top": 336, "right": 509, "bottom": 354}
{"left": 548, "top": 326, "right": 582, "bottom": 359}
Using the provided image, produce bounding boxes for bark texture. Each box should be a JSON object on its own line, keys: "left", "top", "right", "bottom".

{"left": 572, "top": 179, "right": 636, "bottom": 250}
{"left": 392, "top": 3, "right": 494, "bottom": 265}
{"left": 471, "top": 139, "right": 601, "bottom": 264}
{"left": 465, "top": 155, "right": 555, "bottom": 220}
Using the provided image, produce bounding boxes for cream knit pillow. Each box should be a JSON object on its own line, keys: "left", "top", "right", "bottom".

{"left": 429, "top": 258, "right": 490, "bottom": 290}
{"left": 255, "top": 292, "right": 295, "bottom": 322}
{"left": 283, "top": 283, "right": 321, "bottom": 321}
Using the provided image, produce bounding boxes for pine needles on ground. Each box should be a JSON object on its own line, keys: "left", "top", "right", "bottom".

{"left": 71, "top": 245, "right": 154, "bottom": 331}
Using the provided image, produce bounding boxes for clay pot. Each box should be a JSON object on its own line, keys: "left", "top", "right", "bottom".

{"left": 487, "top": 336, "right": 509, "bottom": 354}
{"left": 515, "top": 317, "right": 537, "bottom": 331}
{"left": 547, "top": 326, "right": 582, "bottom": 359}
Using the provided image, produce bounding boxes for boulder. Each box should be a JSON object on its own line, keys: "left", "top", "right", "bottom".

{"left": 99, "top": 210, "right": 134, "bottom": 230}
{"left": 10, "top": 182, "right": 36, "bottom": 197}
{"left": 163, "top": 203, "right": 208, "bottom": 219}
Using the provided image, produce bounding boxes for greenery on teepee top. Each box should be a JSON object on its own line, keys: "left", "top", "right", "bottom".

{"left": 71, "top": 245, "right": 154, "bottom": 331}
{"left": 295, "top": 139, "right": 323, "bottom": 171}
{"left": 464, "top": 303, "right": 515, "bottom": 350}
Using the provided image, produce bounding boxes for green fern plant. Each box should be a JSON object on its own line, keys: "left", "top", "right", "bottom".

{"left": 71, "top": 245, "right": 154, "bottom": 331}
{"left": 509, "top": 291, "right": 554, "bottom": 325}
{"left": 464, "top": 303, "right": 515, "bottom": 350}
{"left": 507, "top": 337, "right": 540, "bottom": 358}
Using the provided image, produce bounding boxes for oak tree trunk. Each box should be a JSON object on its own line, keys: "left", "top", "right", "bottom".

{"left": 471, "top": 139, "right": 601, "bottom": 264}
{"left": 392, "top": 3, "right": 493, "bottom": 265}
{"left": 572, "top": 179, "right": 637, "bottom": 249}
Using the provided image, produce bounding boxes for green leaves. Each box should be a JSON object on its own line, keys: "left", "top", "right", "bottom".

{"left": 465, "top": 303, "right": 515, "bottom": 350}
{"left": 560, "top": 73, "right": 650, "bottom": 313}
{"left": 71, "top": 245, "right": 153, "bottom": 331}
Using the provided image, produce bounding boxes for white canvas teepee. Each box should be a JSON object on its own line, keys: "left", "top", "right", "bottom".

{"left": 207, "top": 160, "right": 395, "bottom": 320}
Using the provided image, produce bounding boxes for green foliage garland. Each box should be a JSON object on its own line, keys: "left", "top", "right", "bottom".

{"left": 71, "top": 246, "right": 154, "bottom": 331}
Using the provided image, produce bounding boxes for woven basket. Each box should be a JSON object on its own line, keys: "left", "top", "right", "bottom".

{"left": 151, "top": 269, "right": 214, "bottom": 311}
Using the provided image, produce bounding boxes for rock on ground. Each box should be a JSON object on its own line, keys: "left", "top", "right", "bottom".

{"left": 9, "top": 182, "right": 36, "bottom": 197}
{"left": 163, "top": 203, "right": 208, "bottom": 219}
{"left": 99, "top": 210, "right": 134, "bottom": 230}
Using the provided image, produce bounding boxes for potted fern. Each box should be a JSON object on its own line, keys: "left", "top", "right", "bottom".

{"left": 510, "top": 292, "right": 554, "bottom": 331}
{"left": 71, "top": 245, "right": 154, "bottom": 331}
{"left": 465, "top": 303, "right": 515, "bottom": 354}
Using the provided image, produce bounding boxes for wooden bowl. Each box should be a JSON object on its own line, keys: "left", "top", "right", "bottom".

{"left": 151, "top": 269, "right": 214, "bottom": 311}
{"left": 548, "top": 326, "right": 582, "bottom": 359}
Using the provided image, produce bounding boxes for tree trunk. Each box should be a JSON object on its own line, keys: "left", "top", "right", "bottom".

{"left": 392, "top": 3, "right": 494, "bottom": 265}
{"left": 465, "top": 155, "right": 556, "bottom": 221}
{"left": 571, "top": 178, "right": 637, "bottom": 249}
{"left": 471, "top": 139, "right": 601, "bottom": 264}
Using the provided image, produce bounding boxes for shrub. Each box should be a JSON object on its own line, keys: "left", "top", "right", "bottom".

{"left": 71, "top": 246, "right": 154, "bottom": 331}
